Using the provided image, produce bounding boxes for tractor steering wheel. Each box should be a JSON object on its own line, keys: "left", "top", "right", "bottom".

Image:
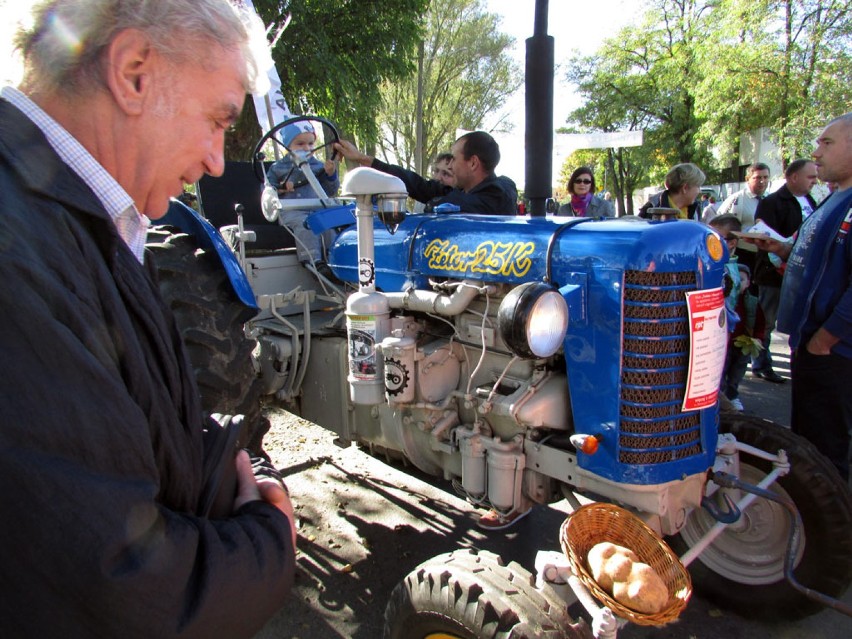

{"left": 251, "top": 115, "right": 341, "bottom": 188}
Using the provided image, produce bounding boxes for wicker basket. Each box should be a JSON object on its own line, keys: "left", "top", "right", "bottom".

{"left": 560, "top": 502, "right": 692, "bottom": 626}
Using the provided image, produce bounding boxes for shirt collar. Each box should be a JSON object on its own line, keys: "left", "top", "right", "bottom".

{"left": 1, "top": 86, "right": 149, "bottom": 263}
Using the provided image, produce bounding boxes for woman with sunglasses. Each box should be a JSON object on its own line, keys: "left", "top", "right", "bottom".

{"left": 557, "top": 167, "right": 615, "bottom": 217}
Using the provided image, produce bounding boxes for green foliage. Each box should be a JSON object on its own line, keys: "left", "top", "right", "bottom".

{"left": 697, "top": 0, "right": 851, "bottom": 166}
{"left": 375, "top": 0, "right": 521, "bottom": 172}
{"left": 565, "top": 0, "right": 850, "bottom": 203}
{"left": 225, "top": 0, "right": 427, "bottom": 159}
{"left": 733, "top": 334, "right": 764, "bottom": 357}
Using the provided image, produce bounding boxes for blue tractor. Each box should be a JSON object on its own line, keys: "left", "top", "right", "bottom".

{"left": 146, "top": 3, "right": 852, "bottom": 637}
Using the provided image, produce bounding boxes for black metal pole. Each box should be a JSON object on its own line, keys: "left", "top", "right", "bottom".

{"left": 525, "top": 0, "right": 554, "bottom": 217}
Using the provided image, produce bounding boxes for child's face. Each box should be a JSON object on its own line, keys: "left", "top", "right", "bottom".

{"left": 739, "top": 271, "right": 750, "bottom": 289}
{"left": 289, "top": 132, "right": 316, "bottom": 152}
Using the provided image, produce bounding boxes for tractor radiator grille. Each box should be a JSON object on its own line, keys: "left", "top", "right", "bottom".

{"left": 619, "top": 270, "right": 702, "bottom": 465}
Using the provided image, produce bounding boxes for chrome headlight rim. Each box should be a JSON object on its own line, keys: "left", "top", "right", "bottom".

{"left": 497, "top": 282, "right": 569, "bottom": 359}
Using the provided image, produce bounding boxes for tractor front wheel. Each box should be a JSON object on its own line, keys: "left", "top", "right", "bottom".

{"left": 671, "top": 414, "right": 852, "bottom": 619}
{"left": 383, "top": 549, "right": 590, "bottom": 639}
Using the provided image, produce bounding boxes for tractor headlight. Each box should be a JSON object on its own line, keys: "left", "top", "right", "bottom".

{"left": 498, "top": 282, "right": 569, "bottom": 359}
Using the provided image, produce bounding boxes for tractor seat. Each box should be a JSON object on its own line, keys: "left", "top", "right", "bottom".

{"left": 197, "top": 161, "right": 295, "bottom": 251}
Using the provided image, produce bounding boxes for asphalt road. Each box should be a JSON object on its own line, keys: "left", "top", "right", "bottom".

{"left": 253, "top": 332, "right": 852, "bottom": 639}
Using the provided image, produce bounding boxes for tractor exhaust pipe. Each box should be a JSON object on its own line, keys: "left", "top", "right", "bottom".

{"left": 525, "top": 0, "right": 554, "bottom": 217}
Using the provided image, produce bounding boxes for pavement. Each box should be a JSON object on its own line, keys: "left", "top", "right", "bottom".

{"left": 734, "top": 331, "right": 793, "bottom": 426}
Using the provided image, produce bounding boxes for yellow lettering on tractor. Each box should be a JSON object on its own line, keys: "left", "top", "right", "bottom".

{"left": 424, "top": 239, "right": 535, "bottom": 277}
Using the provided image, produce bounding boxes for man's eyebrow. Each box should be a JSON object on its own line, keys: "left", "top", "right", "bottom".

{"left": 218, "top": 103, "right": 242, "bottom": 125}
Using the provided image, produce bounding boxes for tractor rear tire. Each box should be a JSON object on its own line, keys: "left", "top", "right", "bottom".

{"left": 670, "top": 414, "right": 852, "bottom": 619}
{"left": 383, "top": 549, "right": 590, "bottom": 639}
{"left": 146, "top": 228, "right": 269, "bottom": 453}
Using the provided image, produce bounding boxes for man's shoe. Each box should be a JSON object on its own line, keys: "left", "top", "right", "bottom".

{"left": 729, "top": 397, "right": 744, "bottom": 411}
{"left": 476, "top": 507, "right": 532, "bottom": 531}
{"left": 755, "top": 369, "right": 786, "bottom": 384}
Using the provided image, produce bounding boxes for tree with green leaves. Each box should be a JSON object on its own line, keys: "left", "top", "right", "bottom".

{"left": 374, "top": 0, "right": 521, "bottom": 173}
{"left": 224, "top": 0, "right": 428, "bottom": 160}
{"left": 696, "top": 0, "right": 851, "bottom": 168}
{"left": 565, "top": 1, "right": 714, "bottom": 209}
{"left": 566, "top": 0, "right": 850, "bottom": 203}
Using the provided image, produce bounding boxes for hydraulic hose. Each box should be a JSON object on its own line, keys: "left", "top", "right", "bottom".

{"left": 711, "top": 471, "right": 852, "bottom": 618}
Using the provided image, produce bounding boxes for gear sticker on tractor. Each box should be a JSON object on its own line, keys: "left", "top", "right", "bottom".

{"left": 384, "top": 358, "right": 410, "bottom": 396}
{"left": 359, "top": 258, "right": 375, "bottom": 287}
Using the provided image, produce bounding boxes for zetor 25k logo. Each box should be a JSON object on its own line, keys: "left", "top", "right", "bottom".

{"left": 423, "top": 239, "right": 535, "bottom": 277}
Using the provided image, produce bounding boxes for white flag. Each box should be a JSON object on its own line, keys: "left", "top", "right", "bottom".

{"left": 236, "top": 0, "right": 292, "bottom": 133}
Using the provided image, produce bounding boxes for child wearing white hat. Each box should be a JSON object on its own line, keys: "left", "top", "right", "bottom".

{"left": 266, "top": 121, "right": 339, "bottom": 265}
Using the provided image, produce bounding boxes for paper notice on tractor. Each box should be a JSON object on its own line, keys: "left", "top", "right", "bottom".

{"left": 347, "top": 316, "right": 378, "bottom": 381}
{"left": 683, "top": 287, "right": 727, "bottom": 411}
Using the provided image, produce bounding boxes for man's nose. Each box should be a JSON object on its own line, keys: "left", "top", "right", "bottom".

{"left": 205, "top": 143, "right": 226, "bottom": 178}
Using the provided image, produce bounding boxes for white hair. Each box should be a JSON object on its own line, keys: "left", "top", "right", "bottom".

{"left": 15, "top": 0, "right": 260, "bottom": 95}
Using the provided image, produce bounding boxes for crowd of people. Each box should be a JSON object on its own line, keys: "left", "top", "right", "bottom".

{"left": 628, "top": 117, "right": 851, "bottom": 484}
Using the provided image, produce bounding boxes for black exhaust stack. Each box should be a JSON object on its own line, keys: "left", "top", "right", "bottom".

{"left": 524, "top": 0, "right": 554, "bottom": 217}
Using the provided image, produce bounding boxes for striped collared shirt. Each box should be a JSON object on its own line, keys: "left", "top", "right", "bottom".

{"left": 1, "top": 86, "right": 149, "bottom": 263}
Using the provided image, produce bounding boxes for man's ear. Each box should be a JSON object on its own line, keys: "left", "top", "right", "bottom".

{"left": 104, "top": 28, "right": 156, "bottom": 115}
{"left": 469, "top": 154, "right": 482, "bottom": 173}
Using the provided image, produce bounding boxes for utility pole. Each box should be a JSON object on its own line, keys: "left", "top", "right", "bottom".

{"left": 415, "top": 39, "right": 425, "bottom": 174}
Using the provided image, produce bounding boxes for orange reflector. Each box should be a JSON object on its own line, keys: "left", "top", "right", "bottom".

{"left": 581, "top": 435, "right": 600, "bottom": 455}
{"left": 707, "top": 234, "right": 724, "bottom": 261}
{"left": 570, "top": 433, "right": 601, "bottom": 455}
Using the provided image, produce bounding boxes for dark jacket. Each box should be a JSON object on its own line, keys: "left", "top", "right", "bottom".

{"left": 777, "top": 189, "right": 852, "bottom": 357}
{"left": 371, "top": 158, "right": 518, "bottom": 214}
{"left": 638, "top": 190, "right": 700, "bottom": 220}
{"left": 0, "top": 98, "right": 293, "bottom": 638}
{"left": 753, "top": 184, "right": 816, "bottom": 287}
{"left": 732, "top": 291, "right": 767, "bottom": 341}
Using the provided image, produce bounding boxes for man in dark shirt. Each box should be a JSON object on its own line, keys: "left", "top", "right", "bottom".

{"left": 334, "top": 130, "right": 518, "bottom": 214}
{"left": 751, "top": 159, "right": 818, "bottom": 383}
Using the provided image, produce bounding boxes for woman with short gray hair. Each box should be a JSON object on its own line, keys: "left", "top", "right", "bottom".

{"left": 639, "top": 162, "right": 706, "bottom": 220}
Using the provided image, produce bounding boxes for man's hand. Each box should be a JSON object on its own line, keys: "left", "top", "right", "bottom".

{"left": 233, "top": 450, "right": 296, "bottom": 547}
{"left": 806, "top": 327, "right": 838, "bottom": 355}
{"left": 747, "top": 236, "right": 793, "bottom": 261}
{"left": 332, "top": 140, "right": 373, "bottom": 167}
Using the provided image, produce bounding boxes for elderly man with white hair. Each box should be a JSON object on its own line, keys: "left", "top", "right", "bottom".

{"left": 0, "top": 1, "right": 296, "bottom": 636}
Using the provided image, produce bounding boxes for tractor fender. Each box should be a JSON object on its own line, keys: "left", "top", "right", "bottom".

{"left": 159, "top": 199, "right": 258, "bottom": 314}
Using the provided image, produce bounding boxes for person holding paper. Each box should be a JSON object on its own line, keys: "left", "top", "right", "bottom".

{"left": 747, "top": 113, "right": 852, "bottom": 481}
{"left": 750, "top": 160, "right": 819, "bottom": 383}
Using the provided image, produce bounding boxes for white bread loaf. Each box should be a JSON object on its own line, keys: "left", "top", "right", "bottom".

{"left": 587, "top": 542, "right": 669, "bottom": 614}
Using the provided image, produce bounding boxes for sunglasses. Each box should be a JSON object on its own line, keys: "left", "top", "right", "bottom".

{"left": 574, "top": 178, "right": 593, "bottom": 184}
